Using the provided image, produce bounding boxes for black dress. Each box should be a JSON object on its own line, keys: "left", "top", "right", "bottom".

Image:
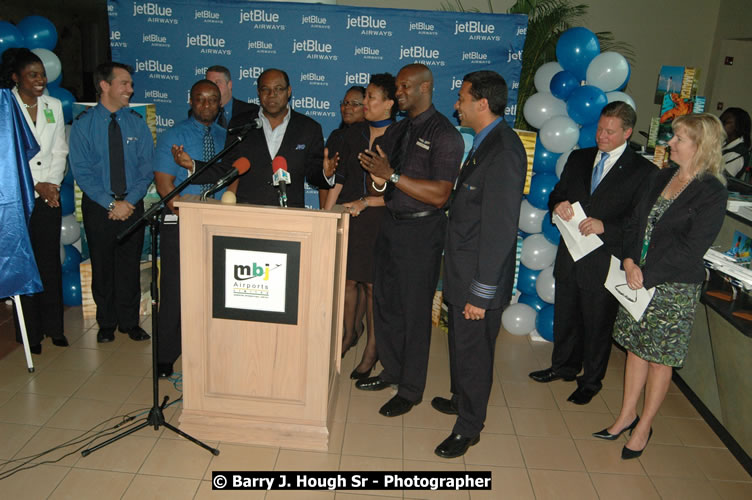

{"left": 335, "top": 121, "right": 387, "bottom": 283}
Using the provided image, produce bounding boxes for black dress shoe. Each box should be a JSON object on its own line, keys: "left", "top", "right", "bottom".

{"left": 435, "top": 433, "right": 480, "bottom": 458}
{"left": 122, "top": 326, "right": 150, "bottom": 341}
{"left": 593, "top": 415, "right": 639, "bottom": 440}
{"left": 529, "top": 368, "right": 576, "bottom": 383}
{"left": 379, "top": 395, "right": 416, "bottom": 417}
{"left": 29, "top": 344, "right": 42, "bottom": 355}
{"left": 97, "top": 328, "right": 115, "bottom": 343}
{"left": 350, "top": 366, "right": 372, "bottom": 380}
{"left": 567, "top": 387, "right": 598, "bottom": 405}
{"left": 157, "top": 362, "right": 174, "bottom": 378}
{"left": 431, "top": 396, "right": 458, "bottom": 415}
{"left": 622, "top": 428, "right": 653, "bottom": 459}
{"left": 355, "top": 376, "right": 389, "bottom": 391}
{"left": 51, "top": 336, "right": 69, "bottom": 347}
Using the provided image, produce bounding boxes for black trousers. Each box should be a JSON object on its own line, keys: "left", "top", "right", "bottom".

{"left": 373, "top": 211, "right": 445, "bottom": 403}
{"left": 551, "top": 275, "right": 619, "bottom": 392}
{"left": 447, "top": 303, "right": 503, "bottom": 437}
{"left": 157, "top": 214, "right": 181, "bottom": 365}
{"left": 82, "top": 194, "right": 144, "bottom": 331}
{"left": 13, "top": 198, "right": 64, "bottom": 345}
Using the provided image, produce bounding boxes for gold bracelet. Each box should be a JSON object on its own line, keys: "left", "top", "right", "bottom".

{"left": 372, "top": 181, "right": 386, "bottom": 192}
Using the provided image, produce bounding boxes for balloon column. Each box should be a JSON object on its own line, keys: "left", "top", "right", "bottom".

{"left": 507, "top": 27, "right": 634, "bottom": 342}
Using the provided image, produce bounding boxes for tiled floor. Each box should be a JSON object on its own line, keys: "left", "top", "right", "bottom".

{"left": 0, "top": 302, "right": 750, "bottom": 499}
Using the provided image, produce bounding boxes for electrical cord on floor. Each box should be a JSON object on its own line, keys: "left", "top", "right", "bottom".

{"left": 0, "top": 407, "right": 150, "bottom": 480}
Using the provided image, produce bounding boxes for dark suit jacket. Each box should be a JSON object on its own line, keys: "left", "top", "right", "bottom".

{"left": 549, "top": 146, "right": 655, "bottom": 290}
{"left": 623, "top": 166, "right": 727, "bottom": 289}
{"left": 444, "top": 120, "right": 527, "bottom": 310}
{"left": 229, "top": 98, "right": 259, "bottom": 123}
{"left": 220, "top": 109, "right": 326, "bottom": 207}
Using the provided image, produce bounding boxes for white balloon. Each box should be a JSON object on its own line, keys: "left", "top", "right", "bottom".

{"left": 31, "top": 48, "right": 61, "bottom": 82}
{"left": 535, "top": 266, "right": 556, "bottom": 303}
{"left": 502, "top": 303, "right": 537, "bottom": 335}
{"left": 586, "top": 52, "right": 630, "bottom": 92}
{"left": 523, "top": 92, "right": 567, "bottom": 129}
{"left": 555, "top": 148, "right": 574, "bottom": 178}
{"left": 519, "top": 198, "right": 547, "bottom": 234}
{"left": 520, "top": 233, "right": 557, "bottom": 270}
{"left": 60, "top": 213, "right": 81, "bottom": 245}
{"left": 606, "top": 91, "right": 637, "bottom": 113}
{"left": 534, "top": 61, "right": 564, "bottom": 93}
{"left": 540, "top": 116, "right": 580, "bottom": 153}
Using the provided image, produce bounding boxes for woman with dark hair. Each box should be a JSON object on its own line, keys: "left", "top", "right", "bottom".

{"left": 594, "top": 113, "right": 727, "bottom": 459}
{"left": 1, "top": 48, "right": 69, "bottom": 354}
{"left": 719, "top": 107, "right": 751, "bottom": 180}
{"left": 319, "top": 85, "right": 366, "bottom": 208}
{"left": 323, "top": 74, "right": 396, "bottom": 378}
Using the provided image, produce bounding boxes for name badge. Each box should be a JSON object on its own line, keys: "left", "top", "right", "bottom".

{"left": 44, "top": 108, "right": 55, "bottom": 123}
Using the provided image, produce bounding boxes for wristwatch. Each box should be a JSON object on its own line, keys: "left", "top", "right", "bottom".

{"left": 389, "top": 172, "right": 401, "bottom": 184}
{"left": 108, "top": 200, "right": 116, "bottom": 211}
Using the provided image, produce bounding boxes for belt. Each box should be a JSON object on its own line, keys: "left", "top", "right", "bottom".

{"left": 390, "top": 209, "right": 441, "bottom": 220}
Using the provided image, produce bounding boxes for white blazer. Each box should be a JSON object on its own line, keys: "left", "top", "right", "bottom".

{"left": 13, "top": 87, "right": 69, "bottom": 197}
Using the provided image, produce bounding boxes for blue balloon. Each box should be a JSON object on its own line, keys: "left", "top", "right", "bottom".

{"left": 62, "top": 269, "right": 82, "bottom": 306}
{"left": 47, "top": 73, "right": 62, "bottom": 87}
{"left": 518, "top": 293, "right": 547, "bottom": 312}
{"left": 527, "top": 173, "right": 558, "bottom": 210}
{"left": 532, "top": 136, "right": 561, "bottom": 174}
{"left": 517, "top": 264, "right": 541, "bottom": 296}
{"left": 566, "top": 85, "right": 608, "bottom": 125}
{"left": 17, "top": 16, "right": 57, "bottom": 51}
{"left": 578, "top": 122, "right": 598, "bottom": 149}
{"left": 60, "top": 183, "right": 74, "bottom": 215}
{"left": 0, "top": 21, "right": 25, "bottom": 58}
{"left": 536, "top": 305, "right": 555, "bottom": 341}
{"left": 541, "top": 212, "right": 560, "bottom": 245}
{"left": 550, "top": 70, "right": 580, "bottom": 100}
{"left": 62, "top": 244, "right": 82, "bottom": 272}
{"left": 556, "top": 27, "right": 600, "bottom": 81}
{"left": 47, "top": 86, "right": 74, "bottom": 124}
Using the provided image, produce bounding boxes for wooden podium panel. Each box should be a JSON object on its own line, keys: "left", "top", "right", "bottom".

{"left": 175, "top": 201, "right": 348, "bottom": 450}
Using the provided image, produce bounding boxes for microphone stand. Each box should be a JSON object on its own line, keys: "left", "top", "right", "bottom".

{"left": 82, "top": 130, "right": 252, "bottom": 458}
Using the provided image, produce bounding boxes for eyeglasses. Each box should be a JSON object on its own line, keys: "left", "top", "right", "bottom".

{"left": 340, "top": 100, "right": 363, "bottom": 108}
{"left": 259, "top": 86, "right": 288, "bottom": 96}
{"left": 615, "top": 283, "right": 637, "bottom": 303}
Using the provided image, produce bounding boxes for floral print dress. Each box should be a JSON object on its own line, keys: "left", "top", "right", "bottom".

{"left": 612, "top": 196, "right": 702, "bottom": 367}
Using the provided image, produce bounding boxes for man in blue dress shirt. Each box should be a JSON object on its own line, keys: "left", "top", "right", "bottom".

{"left": 153, "top": 79, "right": 226, "bottom": 377}
{"left": 69, "top": 62, "right": 154, "bottom": 343}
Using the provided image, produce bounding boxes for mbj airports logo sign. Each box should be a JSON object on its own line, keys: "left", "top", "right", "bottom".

{"left": 226, "top": 250, "right": 288, "bottom": 313}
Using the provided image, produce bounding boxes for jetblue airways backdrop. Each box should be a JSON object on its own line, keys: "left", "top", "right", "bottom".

{"left": 108, "top": 0, "right": 527, "bottom": 206}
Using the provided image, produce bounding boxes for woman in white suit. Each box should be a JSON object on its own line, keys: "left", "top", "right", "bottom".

{"left": 2, "top": 48, "right": 69, "bottom": 353}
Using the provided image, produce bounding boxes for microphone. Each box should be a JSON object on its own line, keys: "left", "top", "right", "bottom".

{"left": 201, "top": 157, "right": 251, "bottom": 200}
{"left": 227, "top": 117, "right": 263, "bottom": 135}
{"left": 272, "top": 156, "right": 291, "bottom": 208}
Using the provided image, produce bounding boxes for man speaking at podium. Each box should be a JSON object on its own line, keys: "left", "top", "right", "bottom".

{"left": 154, "top": 79, "right": 226, "bottom": 378}
{"left": 177, "top": 68, "right": 333, "bottom": 207}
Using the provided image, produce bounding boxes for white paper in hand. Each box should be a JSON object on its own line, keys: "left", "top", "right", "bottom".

{"left": 604, "top": 256, "right": 655, "bottom": 321}
{"left": 552, "top": 201, "right": 604, "bottom": 262}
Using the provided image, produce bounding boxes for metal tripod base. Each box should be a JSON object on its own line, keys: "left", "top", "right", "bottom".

{"left": 81, "top": 395, "right": 219, "bottom": 457}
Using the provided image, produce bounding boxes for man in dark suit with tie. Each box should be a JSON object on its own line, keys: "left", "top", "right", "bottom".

{"left": 205, "top": 65, "right": 259, "bottom": 129}
{"left": 529, "top": 101, "right": 655, "bottom": 404}
{"left": 432, "top": 71, "right": 526, "bottom": 458}
{"left": 176, "top": 68, "right": 331, "bottom": 207}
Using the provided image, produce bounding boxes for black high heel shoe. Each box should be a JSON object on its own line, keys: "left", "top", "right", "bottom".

{"left": 350, "top": 366, "right": 372, "bottom": 380}
{"left": 622, "top": 427, "right": 653, "bottom": 459}
{"left": 592, "top": 415, "right": 640, "bottom": 440}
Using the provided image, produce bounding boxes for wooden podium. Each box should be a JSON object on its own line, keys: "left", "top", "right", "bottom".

{"left": 174, "top": 200, "right": 348, "bottom": 451}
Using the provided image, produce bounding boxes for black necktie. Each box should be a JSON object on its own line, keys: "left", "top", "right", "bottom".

{"left": 385, "top": 123, "right": 411, "bottom": 201}
{"left": 217, "top": 107, "right": 227, "bottom": 129}
{"left": 109, "top": 113, "right": 127, "bottom": 197}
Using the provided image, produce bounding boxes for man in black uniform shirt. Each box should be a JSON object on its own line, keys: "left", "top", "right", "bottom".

{"left": 355, "top": 64, "right": 464, "bottom": 418}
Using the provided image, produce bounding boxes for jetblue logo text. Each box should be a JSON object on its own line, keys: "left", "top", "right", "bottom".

{"left": 194, "top": 9, "right": 221, "bottom": 23}
{"left": 346, "top": 15, "right": 391, "bottom": 36}
{"left": 239, "top": 9, "right": 284, "bottom": 30}
{"left": 132, "top": 2, "right": 178, "bottom": 24}
{"left": 454, "top": 21, "right": 499, "bottom": 40}
{"left": 344, "top": 72, "right": 370, "bottom": 86}
{"left": 186, "top": 34, "right": 230, "bottom": 55}
{"left": 292, "top": 39, "right": 337, "bottom": 61}
{"left": 238, "top": 66, "right": 264, "bottom": 81}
